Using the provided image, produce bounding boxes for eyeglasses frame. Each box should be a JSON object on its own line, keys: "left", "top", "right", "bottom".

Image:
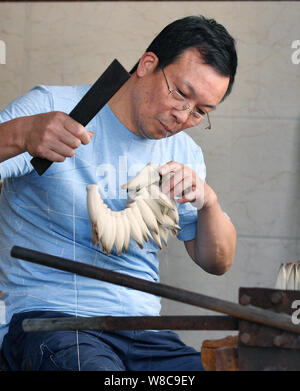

{"left": 161, "top": 67, "right": 212, "bottom": 130}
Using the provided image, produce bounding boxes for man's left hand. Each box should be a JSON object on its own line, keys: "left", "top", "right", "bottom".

{"left": 159, "top": 161, "right": 217, "bottom": 210}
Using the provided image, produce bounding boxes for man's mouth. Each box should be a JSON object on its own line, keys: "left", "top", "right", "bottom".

{"left": 159, "top": 121, "right": 173, "bottom": 137}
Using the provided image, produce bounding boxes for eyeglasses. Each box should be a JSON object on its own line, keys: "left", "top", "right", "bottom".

{"left": 161, "top": 68, "right": 211, "bottom": 130}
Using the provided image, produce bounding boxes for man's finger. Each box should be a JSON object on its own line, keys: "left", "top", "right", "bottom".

{"left": 64, "top": 117, "right": 92, "bottom": 145}
{"left": 47, "top": 139, "right": 77, "bottom": 158}
{"left": 161, "top": 167, "right": 193, "bottom": 193}
{"left": 177, "top": 190, "right": 197, "bottom": 204}
{"left": 159, "top": 161, "right": 183, "bottom": 175}
{"left": 172, "top": 177, "right": 193, "bottom": 198}
{"left": 40, "top": 148, "right": 67, "bottom": 163}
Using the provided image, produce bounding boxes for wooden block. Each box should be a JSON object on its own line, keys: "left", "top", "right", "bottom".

{"left": 201, "top": 335, "right": 238, "bottom": 371}
{"left": 216, "top": 347, "right": 239, "bottom": 371}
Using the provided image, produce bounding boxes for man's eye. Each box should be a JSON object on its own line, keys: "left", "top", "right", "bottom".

{"left": 197, "top": 108, "right": 206, "bottom": 115}
{"left": 177, "top": 89, "right": 187, "bottom": 98}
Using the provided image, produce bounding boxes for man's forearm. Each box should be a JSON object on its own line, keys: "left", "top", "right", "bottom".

{"left": 193, "top": 199, "right": 237, "bottom": 275}
{"left": 0, "top": 117, "right": 26, "bottom": 162}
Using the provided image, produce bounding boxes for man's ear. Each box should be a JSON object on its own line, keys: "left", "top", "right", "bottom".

{"left": 136, "top": 52, "right": 159, "bottom": 78}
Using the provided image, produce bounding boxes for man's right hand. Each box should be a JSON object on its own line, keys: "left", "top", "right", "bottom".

{"left": 20, "top": 111, "right": 94, "bottom": 162}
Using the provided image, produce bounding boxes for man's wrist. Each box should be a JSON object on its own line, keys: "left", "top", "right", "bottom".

{"left": 0, "top": 117, "right": 28, "bottom": 163}
{"left": 191, "top": 183, "right": 218, "bottom": 210}
{"left": 14, "top": 116, "right": 29, "bottom": 154}
{"left": 190, "top": 197, "right": 205, "bottom": 210}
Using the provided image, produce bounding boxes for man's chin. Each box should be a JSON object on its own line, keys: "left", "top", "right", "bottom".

{"left": 139, "top": 123, "right": 174, "bottom": 139}
{"left": 141, "top": 130, "right": 167, "bottom": 140}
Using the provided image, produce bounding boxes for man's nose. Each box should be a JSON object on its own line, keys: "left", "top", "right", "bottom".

{"left": 172, "top": 107, "right": 191, "bottom": 124}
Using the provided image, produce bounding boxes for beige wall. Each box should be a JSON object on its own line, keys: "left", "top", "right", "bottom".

{"left": 1, "top": 2, "right": 300, "bottom": 350}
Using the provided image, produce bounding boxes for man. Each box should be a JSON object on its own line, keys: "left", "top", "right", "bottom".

{"left": 0, "top": 15, "right": 237, "bottom": 370}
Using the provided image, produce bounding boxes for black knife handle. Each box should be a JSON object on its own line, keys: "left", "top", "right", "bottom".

{"left": 30, "top": 59, "right": 130, "bottom": 176}
{"left": 30, "top": 157, "right": 52, "bottom": 176}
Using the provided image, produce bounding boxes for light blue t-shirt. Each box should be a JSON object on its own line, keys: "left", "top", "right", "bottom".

{"left": 0, "top": 85, "right": 206, "bottom": 345}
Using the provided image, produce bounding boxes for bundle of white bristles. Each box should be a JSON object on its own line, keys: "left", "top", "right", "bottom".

{"left": 275, "top": 261, "right": 300, "bottom": 290}
{"left": 86, "top": 163, "right": 182, "bottom": 256}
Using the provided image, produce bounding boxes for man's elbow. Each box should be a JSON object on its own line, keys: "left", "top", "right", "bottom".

{"left": 205, "top": 256, "right": 234, "bottom": 275}
{"left": 194, "top": 244, "right": 236, "bottom": 275}
{"left": 209, "top": 228, "right": 237, "bottom": 275}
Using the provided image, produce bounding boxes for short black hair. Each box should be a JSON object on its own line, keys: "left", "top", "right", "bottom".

{"left": 130, "top": 15, "right": 237, "bottom": 100}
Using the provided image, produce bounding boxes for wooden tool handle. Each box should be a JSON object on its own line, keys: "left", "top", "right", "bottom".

{"left": 31, "top": 59, "right": 130, "bottom": 176}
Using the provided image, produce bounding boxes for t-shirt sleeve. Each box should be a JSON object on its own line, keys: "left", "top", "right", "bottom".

{"left": 0, "top": 85, "right": 53, "bottom": 179}
{"left": 175, "top": 143, "right": 207, "bottom": 242}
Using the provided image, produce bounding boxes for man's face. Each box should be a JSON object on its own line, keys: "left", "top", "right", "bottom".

{"left": 130, "top": 48, "right": 230, "bottom": 139}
